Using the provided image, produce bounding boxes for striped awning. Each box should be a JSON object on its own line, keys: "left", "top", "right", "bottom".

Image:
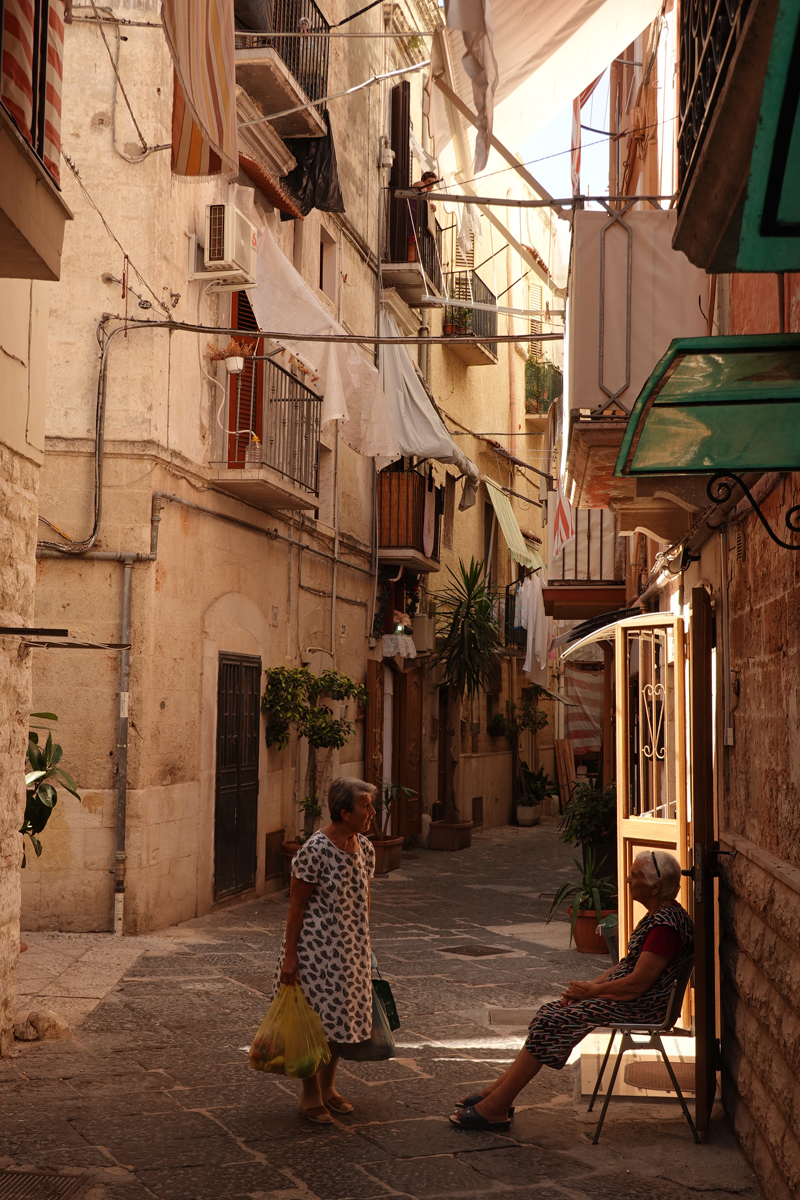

{"left": 1, "top": 0, "right": 65, "bottom": 185}
{"left": 162, "top": 0, "right": 238, "bottom": 176}
{"left": 485, "top": 480, "right": 544, "bottom": 571}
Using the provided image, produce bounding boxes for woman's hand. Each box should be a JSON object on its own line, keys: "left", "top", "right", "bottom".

{"left": 562, "top": 979, "right": 596, "bottom": 1002}
{"left": 280, "top": 952, "right": 300, "bottom": 985}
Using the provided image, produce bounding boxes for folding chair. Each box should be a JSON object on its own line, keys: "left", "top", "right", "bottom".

{"left": 587, "top": 955, "right": 699, "bottom": 1145}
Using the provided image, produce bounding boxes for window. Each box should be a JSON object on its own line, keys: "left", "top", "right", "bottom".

{"left": 319, "top": 226, "right": 337, "bottom": 301}
{"left": 455, "top": 232, "right": 475, "bottom": 271}
{"left": 0, "top": 0, "right": 64, "bottom": 186}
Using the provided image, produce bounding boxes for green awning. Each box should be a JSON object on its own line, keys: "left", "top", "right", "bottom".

{"left": 485, "top": 480, "right": 544, "bottom": 570}
{"left": 614, "top": 334, "right": 800, "bottom": 477}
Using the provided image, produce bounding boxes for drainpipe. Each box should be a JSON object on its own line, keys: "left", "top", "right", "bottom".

{"left": 114, "top": 555, "right": 133, "bottom": 934}
{"left": 331, "top": 421, "right": 340, "bottom": 670}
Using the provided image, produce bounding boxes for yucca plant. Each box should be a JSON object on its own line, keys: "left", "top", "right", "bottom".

{"left": 546, "top": 847, "right": 617, "bottom": 946}
{"left": 432, "top": 558, "right": 503, "bottom": 822}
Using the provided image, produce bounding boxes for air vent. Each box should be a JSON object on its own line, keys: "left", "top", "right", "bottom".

{"left": 207, "top": 204, "right": 226, "bottom": 262}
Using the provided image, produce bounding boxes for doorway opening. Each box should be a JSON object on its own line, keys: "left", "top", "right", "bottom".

{"left": 214, "top": 653, "right": 261, "bottom": 900}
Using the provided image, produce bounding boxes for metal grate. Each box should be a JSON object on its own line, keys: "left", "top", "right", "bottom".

{"left": 439, "top": 945, "right": 513, "bottom": 957}
{"left": 445, "top": 270, "right": 498, "bottom": 357}
{"left": 235, "top": 0, "right": 330, "bottom": 103}
{"left": 0, "top": 1170, "right": 91, "bottom": 1199}
{"left": 207, "top": 205, "right": 225, "bottom": 262}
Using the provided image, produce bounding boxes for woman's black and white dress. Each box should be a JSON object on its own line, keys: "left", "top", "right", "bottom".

{"left": 524, "top": 900, "right": 694, "bottom": 1070}
{"left": 276, "top": 830, "right": 375, "bottom": 1044}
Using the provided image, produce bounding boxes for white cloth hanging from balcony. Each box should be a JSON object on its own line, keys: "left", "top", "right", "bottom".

{"left": 378, "top": 313, "right": 479, "bottom": 508}
{"left": 249, "top": 221, "right": 400, "bottom": 460}
{"left": 433, "top": 0, "right": 662, "bottom": 173}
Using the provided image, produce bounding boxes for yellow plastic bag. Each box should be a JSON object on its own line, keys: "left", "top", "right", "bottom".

{"left": 249, "top": 983, "right": 331, "bottom": 1079}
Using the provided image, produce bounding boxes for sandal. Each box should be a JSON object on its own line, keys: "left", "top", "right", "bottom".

{"left": 449, "top": 1105, "right": 511, "bottom": 1132}
{"left": 324, "top": 1094, "right": 354, "bottom": 1114}
{"left": 299, "top": 1104, "right": 334, "bottom": 1125}
{"left": 459, "top": 1093, "right": 514, "bottom": 1117}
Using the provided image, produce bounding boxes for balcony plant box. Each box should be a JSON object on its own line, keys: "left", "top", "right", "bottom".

{"left": 429, "top": 819, "right": 473, "bottom": 852}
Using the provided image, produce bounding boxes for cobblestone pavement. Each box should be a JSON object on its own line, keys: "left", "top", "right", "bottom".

{"left": 2, "top": 822, "right": 761, "bottom": 1200}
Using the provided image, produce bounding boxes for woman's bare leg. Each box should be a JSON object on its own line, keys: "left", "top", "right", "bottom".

{"left": 319, "top": 1048, "right": 342, "bottom": 1101}
{"left": 462, "top": 1047, "right": 543, "bottom": 1122}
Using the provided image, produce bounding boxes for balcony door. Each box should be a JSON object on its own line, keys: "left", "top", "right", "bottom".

{"left": 228, "top": 291, "right": 263, "bottom": 466}
{"left": 214, "top": 653, "right": 260, "bottom": 900}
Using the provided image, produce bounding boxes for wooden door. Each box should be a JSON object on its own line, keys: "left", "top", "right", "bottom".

{"left": 364, "top": 659, "right": 385, "bottom": 787}
{"left": 395, "top": 666, "right": 423, "bottom": 836}
{"left": 614, "top": 615, "right": 692, "bottom": 944}
{"left": 214, "top": 654, "right": 261, "bottom": 900}
{"left": 689, "top": 586, "right": 717, "bottom": 1133}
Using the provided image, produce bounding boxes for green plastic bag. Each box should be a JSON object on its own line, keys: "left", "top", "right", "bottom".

{"left": 335, "top": 984, "right": 396, "bottom": 1062}
{"left": 249, "top": 983, "right": 331, "bottom": 1079}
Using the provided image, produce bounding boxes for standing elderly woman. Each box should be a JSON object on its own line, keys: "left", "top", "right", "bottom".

{"left": 451, "top": 849, "right": 693, "bottom": 1130}
{"left": 278, "top": 777, "right": 377, "bottom": 1125}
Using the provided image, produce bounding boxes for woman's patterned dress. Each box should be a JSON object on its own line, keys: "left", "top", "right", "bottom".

{"left": 275, "top": 830, "right": 375, "bottom": 1044}
{"left": 524, "top": 900, "right": 694, "bottom": 1069}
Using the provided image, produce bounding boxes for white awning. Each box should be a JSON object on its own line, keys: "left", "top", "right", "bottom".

{"left": 433, "top": 0, "right": 662, "bottom": 173}
{"left": 485, "top": 479, "right": 543, "bottom": 571}
{"left": 249, "top": 221, "right": 400, "bottom": 460}
{"left": 379, "top": 312, "right": 480, "bottom": 508}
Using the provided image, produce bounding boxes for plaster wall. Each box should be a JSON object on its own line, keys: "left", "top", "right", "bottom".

{"left": 0, "top": 279, "right": 47, "bottom": 1052}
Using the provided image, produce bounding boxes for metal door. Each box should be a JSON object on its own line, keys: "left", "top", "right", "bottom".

{"left": 214, "top": 653, "right": 261, "bottom": 900}
{"left": 689, "top": 587, "right": 717, "bottom": 1133}
{"left": 395, "top": 666, "right": 423, "bottom": 836}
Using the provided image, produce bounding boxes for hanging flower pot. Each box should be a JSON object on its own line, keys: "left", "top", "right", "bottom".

{"left": 225, "top": 355, "right": 245, "bottom": 374}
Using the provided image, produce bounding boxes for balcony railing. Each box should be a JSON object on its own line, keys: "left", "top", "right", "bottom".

{"left": 378, "top": 470, "right": 441, "bottom": 562}
{"left": 678, "top": 0, "right": 751, "bottom": 194}
{"left": 387, "top": 192, "right": 444, "bottom": 290}
{"left": 235, "top": 0, "right": 330, "bottom": 103}
{"left": 228, "top": 356, "right": 322, "bottom": 494}
{"left": 525, "top": 361, "right": 563, "bottom": 415}
{"left": 444, "top": 271, "right": 498, "bottom": 357}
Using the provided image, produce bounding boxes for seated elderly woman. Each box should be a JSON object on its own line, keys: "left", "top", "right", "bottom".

{"left": 450, "top": 849, "right": 693, "bottom": 1131}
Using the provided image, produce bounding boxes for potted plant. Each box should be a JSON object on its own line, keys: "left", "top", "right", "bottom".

{"left": 559, "top": 771, "right": 618, "bottom": 882}
{"left": 516, "top": 762, "right": 559, "bottom": 827}
{"left": 502, "top": 686, "right": 549, "bottom": 805}
{"left": 430, "top": 557, "right": 503, "bottom": 852}
{"left": 206, "top": 336, "right": 256, "bottom": 374}
{"left": 547, "top": 847, "right": 618, "bottom": 954}
{"left": 22, "top": 712, "right": 80, "bottom": 867}
{"left": 486, "top": 712, "right": 507, "bottom": 739}
{"left": 369, "top": 780, "right": 410, "bottom": 875}
{"left": 262, "top": 666, "right": 368, "bottom": 880}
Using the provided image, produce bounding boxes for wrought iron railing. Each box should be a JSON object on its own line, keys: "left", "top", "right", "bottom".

{"left": 378, "top": 469, "right": 441, "bottom": 562}
{"left": 678, "top": 0, "right": 752, "bottom": 194}
{"left": 525, "top": 360, "right": 563, "bottom": 415}
{"left": 444, "top": 271, "right": 498, "bottom": 357}
{"left": 235, "top": 0, "right": 330, "bottom": 103}
{"left": 387, "top": 192, "right": 444, "bottom": 291}
{"left": 228, "top": 357, "right": 321, "bottom": 494}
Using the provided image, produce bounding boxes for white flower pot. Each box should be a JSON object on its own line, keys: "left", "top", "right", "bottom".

{"left": 225, "top": 356, "right": 245, "bottom": 374}
{"left": 516, "top": 803, "right": 543, "bottom": 827}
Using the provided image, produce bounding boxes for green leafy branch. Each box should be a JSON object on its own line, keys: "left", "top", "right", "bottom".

{"left": 21, "top": 713, "right": 80, "bottom": 867}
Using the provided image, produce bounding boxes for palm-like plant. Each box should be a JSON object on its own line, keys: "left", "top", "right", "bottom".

{"left": 546, "top": 847, "right": 617, "bottom": 946}
{"left": 432, "top": 558, "right": 503, "bottom": 821}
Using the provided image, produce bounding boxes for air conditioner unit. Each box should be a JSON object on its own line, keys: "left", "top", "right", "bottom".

{"left": 188, "top": 203, "right": 258, "bottom": 289}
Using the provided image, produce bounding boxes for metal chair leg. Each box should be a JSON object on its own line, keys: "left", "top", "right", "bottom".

{"left": 591, "top": 1033, "right": 630, "bottom": 1144}
{"left": 588, "top": 1030, "right": 616, "bottom": 1113}
{"left": 656, "top": 1036, "right": 701, "bottom": 1144}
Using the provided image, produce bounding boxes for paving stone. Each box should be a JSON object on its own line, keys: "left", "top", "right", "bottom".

{"left": 136, "top": 1162, "right": 294, "bottom": 1200}
{"left": 352, "top": 1115, "right": 514, "bottom": 1158}
{"left": 455, "top": 1146, "right": 593, "bottom": 1186}
{"left": 366, "top": 1153, "right": 504, "bottom": 1195}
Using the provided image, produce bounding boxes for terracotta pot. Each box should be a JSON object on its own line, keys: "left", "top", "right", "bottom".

{"left": 429, "top": 820, "right": 473, "bottom": 852}
{"left": 19, "top": 942, "right": 28, "bottom": 954}
{"left": 369, "top": 834, "right": 403, "bottom": 875}
{"left": 568, "top": 908, "right": 617, "bottom": 954}
{"left": 443, "top": 322, "right": 454, "bottom": 336}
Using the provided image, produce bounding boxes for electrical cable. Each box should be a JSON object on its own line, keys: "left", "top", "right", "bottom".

{"left": 90, "top": 0, "right": 148, "bottom": 152}
{"left": 61, "top": 151, "right": 172, "bottom": 315}
{"left": 333, "top": 0, "right": 384, "bottom": 26}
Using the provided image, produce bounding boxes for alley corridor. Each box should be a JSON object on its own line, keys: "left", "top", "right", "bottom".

{"left": 2, "top": 824, "right": 759, "bottom": 1200}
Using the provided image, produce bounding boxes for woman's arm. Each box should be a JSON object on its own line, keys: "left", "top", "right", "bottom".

{"left": 280, "top": 877, "right": 316, "bottom": 984}
{"left": 562, "top": 950, "right": 670, "bottom": 1003}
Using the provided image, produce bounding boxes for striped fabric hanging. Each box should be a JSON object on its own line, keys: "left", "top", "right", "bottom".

{"left": 162, "top": 0, "right": 238, "bottom": 177}
{"left": 1, "top": 0, "right": 65, "bottom": 186}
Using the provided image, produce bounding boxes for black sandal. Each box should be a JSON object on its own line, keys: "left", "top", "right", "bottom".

{"left": 449, "top": 1105, "right": 511, "bottom": 1132}
{"left": 458, "top": 1093, "right": 515, "bottom": 1117}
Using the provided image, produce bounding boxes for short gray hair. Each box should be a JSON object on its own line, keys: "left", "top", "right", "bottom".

{"left": 328, "top": 777, "right": 376, "bottom": 822}
{"left": 636, "top": 850, "right": 682, "bottom": 901}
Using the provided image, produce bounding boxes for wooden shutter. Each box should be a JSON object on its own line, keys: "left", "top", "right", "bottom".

{"left": 364, "top": 659, "right": 384, "bottom": 787}
{"left": 395, "top": 667, "right": 423, "bottom": 836}
{"left": 388, "top": 81, "right": 411, "bottom": 262}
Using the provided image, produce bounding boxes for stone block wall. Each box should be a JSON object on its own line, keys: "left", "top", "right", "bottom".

{"left": 720, "top": 471, "right": 800, "bottom": 1198}
{"left": 0, "top": 442, "right": 39, "bottom": 1054}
